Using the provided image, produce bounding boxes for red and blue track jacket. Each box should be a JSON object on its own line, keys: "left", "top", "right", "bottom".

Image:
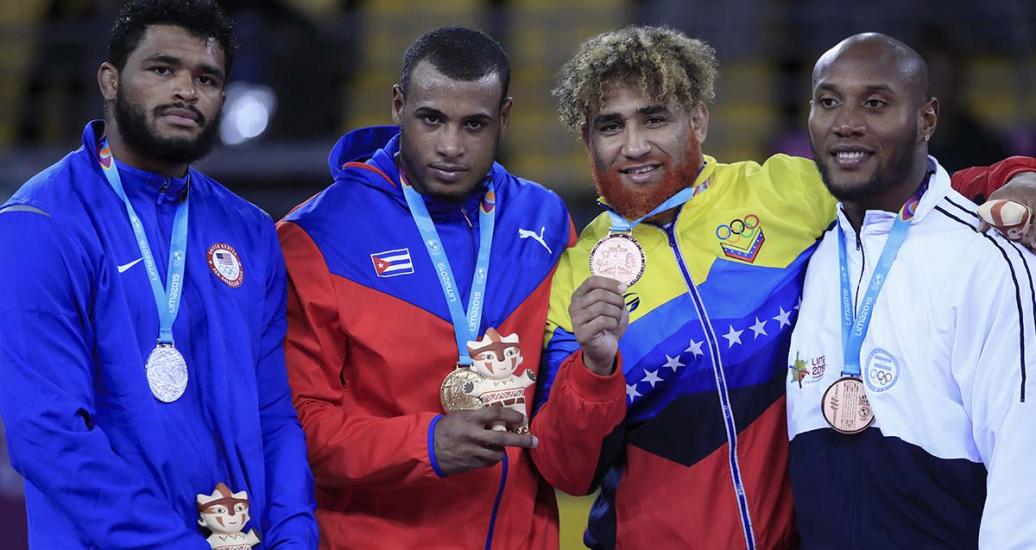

{"left": 0, "top": 121, "right": 317, "bottom": 549}
{"left": 278, "top": 126, "right": 626, "bottom": 549}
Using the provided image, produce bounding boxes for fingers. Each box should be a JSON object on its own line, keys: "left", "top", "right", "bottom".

{"left": 477, "top": 428, "right": 539, "bottom": 450}
{"left": 470, "top": 404, "right": 525, "bottom": 426}
{"left": 573, "top": 276, "right": 627, "bottom": 299}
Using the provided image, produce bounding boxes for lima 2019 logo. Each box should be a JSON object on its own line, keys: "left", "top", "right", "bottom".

{"left": 716, "top": 214, "right": 765, "bottom": 263}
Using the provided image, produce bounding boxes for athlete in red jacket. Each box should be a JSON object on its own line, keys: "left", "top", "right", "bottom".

{"left": 278, "top": 27, "right": 626, "bottom": 549}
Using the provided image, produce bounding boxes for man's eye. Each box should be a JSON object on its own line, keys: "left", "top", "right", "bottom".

{"left": 865, "top": 99, "right": 887, "bottom": 109}
{"left": 599, "top": 123, "right": 620, "bottom": 134}
{"left": 645, "top": 116, "right": 666, "bottom": 126}
{"left": 818, "top": 97, "right": 838, "bottom": 108}
{"left": 465, "top": 120, "right": 485, "bottom": 130}
{"left": 152, "top": 67, "right": 171, "bottom": 76}
{"left": 421, "top": 115, "right": 442, "bottom": 125}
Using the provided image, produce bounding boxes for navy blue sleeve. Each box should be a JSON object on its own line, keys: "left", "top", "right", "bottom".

{"left": 254, "top": 220, "right": 318, "bottom": 547}
{"left": 0, "top": 208, "right": 209, "bottom": 549}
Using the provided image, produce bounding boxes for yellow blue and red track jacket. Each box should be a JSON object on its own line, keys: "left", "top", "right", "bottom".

{"left": 0, "top": 121, "right": 317, "bottom": 548}
{"left": 278, "top": 126, "right": 626, "bottom": 549}
{"left": 537, "top": 153, "right": 1019, "bottom": 550}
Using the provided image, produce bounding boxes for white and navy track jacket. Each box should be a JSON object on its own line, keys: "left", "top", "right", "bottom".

{"left": 786, "top": 158, "right": 1036, "bottom": 549}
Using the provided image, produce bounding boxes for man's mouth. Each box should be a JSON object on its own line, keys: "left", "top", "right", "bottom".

{"left": 429, "top": 164, "right": 468, "bottom": 183}
{"left": 157, "top": 107, "right": 201, "bottom": 128}
{"left": 830, "top": 146, "right": 873, "bottom": 169}
{"left": 619, "top": 164, "right": 662, "bottom": 183}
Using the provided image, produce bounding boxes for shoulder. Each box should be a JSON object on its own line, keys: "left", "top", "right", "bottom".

{"left": 4, "top": 148, "right": 95, "bottom": 221}
{"left": 923, "top": 192, "right": 1035, "bottom": 297}
{"left": 494, "top": 167, "right": 570, "bottom": 222}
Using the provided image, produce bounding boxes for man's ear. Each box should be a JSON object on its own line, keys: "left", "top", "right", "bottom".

{"left": 498, "top": 97, "right": 513, "bottom": 135}
{"left": 920, "top": 97, "right": 939, "bottom": 143}
{"left": 391, "top": 84, "right": 404, "bottom": 125}
{"left": 97, "top": 62, "right": 119, "bottom": 101}
{"left": 690, "top": 102, "right": 710, "bottom": 144}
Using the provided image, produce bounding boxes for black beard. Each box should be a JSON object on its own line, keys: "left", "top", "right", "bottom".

{"left": 114, "top": 86, "right": 220, "bottom": 166}
{"left": 811, "top": 126, "right": 918, "bottom": 203}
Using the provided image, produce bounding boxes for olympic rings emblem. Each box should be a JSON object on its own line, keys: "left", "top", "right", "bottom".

{"left": 864, "top": 348, "right": 899, "bottom": 392}
{"left": 716, "top": 214, "right": 761, "bottom": 241}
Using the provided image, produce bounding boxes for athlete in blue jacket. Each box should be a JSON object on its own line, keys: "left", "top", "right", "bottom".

{"left": 0, "top": 1, "right": 316, "bottom": 548}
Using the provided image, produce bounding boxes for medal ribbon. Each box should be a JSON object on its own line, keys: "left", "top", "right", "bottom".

{"left": 99, "top": 139, "right": 189, "bottom": 345}
{"left": 401, "top": 176, "right": 495, "bottom": 366}
{"left": 837, "top": 170, "right": 931, "bottom": 377}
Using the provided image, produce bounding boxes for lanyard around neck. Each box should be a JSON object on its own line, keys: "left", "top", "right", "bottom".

{"left": 400, "top": 174, "right": 495, "bottom": 366}
{"left": 98, "top": 139, "right": 189, "bottom": 344}
{"left": 837, "top": 172, "right": 931, "bottom": 376}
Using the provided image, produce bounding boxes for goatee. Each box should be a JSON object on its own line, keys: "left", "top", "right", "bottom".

{"left": 810, "top": 125, "right": 918, "bottom": 203}
{"left": 114, "top": 85, "right": 221, "bottom": 166}
{"left": 591, "top": 137, "right": 703, "bottom": 220}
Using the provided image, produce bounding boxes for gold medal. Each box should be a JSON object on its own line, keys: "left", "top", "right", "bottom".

{"left": 821, "top": 376, "right": 874, "bottom": 434}
{"left": 439, "top": 366, "right": 486, "bottom": 413}
{"left": 589, "top": 232, "right": 646, "bottom": 287}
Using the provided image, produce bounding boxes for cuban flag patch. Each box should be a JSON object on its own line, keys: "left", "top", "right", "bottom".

{"left": 370, "top": 248, "right": 415, "bottom": 277}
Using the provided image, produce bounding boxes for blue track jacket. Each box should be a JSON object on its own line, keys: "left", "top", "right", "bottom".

{"left": 0, "top": 121, "right": 317, "bottom": 548}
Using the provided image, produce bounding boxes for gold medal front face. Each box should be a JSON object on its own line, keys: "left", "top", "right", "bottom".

{"left": 589, "top": 233, "right": 646, "bottom": 287}
{"left": 439, "top": 367, "right": 485, "bottom": 413}
{"left": 821, "top": 376, "right": 874, "bottom": 434}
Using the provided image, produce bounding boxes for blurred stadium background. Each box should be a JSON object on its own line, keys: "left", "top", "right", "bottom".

{"left": 0, "top": 0, "right": 1033, "bottom": 548}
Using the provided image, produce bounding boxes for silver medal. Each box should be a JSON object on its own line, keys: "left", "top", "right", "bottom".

{"left": 146, "top": 344, "right": 188, "bottom": 403}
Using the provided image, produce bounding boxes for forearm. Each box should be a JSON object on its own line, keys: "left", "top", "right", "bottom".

{"left": 530, "top": 350, "right": 626, "bottom": 495}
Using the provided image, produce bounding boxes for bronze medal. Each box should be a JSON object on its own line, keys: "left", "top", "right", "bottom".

{"left": 439, "top": 367, "right": 486, "bottom": 413}
{"left": 821, "top": 376, "right": 874, "bottom": 434}
{"left": 589, "top": 232, "right": 646, "bottom": 287}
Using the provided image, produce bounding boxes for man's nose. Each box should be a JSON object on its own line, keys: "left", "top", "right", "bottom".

{"left": 621, "top": 126, "right": 651, "bottom": 158}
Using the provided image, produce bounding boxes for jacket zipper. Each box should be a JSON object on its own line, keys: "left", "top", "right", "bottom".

{"left": 662, "top": 220, "right": 757, "bottom": 550}
{"left": 853, "top": 230, "right": 867, "bottom": 310}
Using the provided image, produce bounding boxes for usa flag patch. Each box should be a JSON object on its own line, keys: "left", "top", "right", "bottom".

{"left": 370, "top": 248, "right": 415, "bottom": 277}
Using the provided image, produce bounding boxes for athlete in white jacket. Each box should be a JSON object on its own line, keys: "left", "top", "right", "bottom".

{"left": 787, "top": 33, "right": 1036, "bottom": 549}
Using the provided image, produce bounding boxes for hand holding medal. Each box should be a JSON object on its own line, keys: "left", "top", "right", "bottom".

{"left": 569, "top": 276, "right": 629, "bottom": 376}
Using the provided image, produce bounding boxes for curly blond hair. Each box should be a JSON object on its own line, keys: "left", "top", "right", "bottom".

{"left": 553, "top": 26, "right": 718, "bottom": 135}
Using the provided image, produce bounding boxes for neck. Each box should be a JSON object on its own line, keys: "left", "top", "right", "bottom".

{"left": 105, "top": 118, "right": 188, "bottom": 178}
{"left": 842, "top": 158, "right": 928, "bottom": 233}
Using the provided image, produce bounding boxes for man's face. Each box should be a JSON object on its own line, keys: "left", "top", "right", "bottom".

{"left": 808, "top": 48, "right": 932, "bottom": 202}
{"left": 392, "top": 60, "right": 511, "bottom": 202}
{"left": 585, "top": 82, "right": 708, "bottom": 220}
{"left": 106, "top": 24, "right": 226, "bottom": 165}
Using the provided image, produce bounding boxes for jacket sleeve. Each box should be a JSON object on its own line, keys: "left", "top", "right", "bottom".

{"left": 530, "top": 244, "right": 627, "bottom": 496}
{"left": 949, "top": 156, "right": 1036, "bottom": 202}
{"left": 254, "top": 221, "right": 318, "bottom": 547}
{"left": 951, "top": 237, "right": 1036, "bottom": 547}
{"left": 0, "top": 208, "right": 209, "bottom": 549}
{"left": 278, "top": 220, "right": 442, "bottom": 489}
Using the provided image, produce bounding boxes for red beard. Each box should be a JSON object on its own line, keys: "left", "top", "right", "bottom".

{"left": 591, "top": 137, "right": 703, "bottom": 220}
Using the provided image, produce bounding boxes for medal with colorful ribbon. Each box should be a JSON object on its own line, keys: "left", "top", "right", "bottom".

{"left": 99, "top": 139, "right": 190, "bottom": 403}
{"left": 824, "top": 174, "right": 930, "bottom": 434}
{"left": 589, "top": 184, "right": 699, "bottom": 287}
{"left": 398, "top": 173, "right": 497, "bottom": 413}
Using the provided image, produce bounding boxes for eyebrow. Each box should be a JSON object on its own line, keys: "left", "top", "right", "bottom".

{"left": 592, "top": 104, "right": 669, "bottom": 127}
{"left": 413, "top": 106, "right": 494, "bottom": 122}
{"left": 142, "top": 53, "right": 225, "bottom": 80}
{"left": 815, "top": 82, "right": 897, "bottom": 95}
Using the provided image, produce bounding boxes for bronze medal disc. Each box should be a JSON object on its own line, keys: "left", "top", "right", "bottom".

{"left": 821, "top": 376, "right": 874, "bottom": 434}
{"left": 439, "top": 367, "right": 485, "bottom": 413}
{"left": 589, "top": 233, "right": 646, "bottom": 287}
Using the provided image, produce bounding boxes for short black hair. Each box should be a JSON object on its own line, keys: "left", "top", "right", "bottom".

{"left": 400, "top": 26, "right": 510, "bottom": 105}
{"left": 108, "top": 0, "right": 237, "bottom": 74}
